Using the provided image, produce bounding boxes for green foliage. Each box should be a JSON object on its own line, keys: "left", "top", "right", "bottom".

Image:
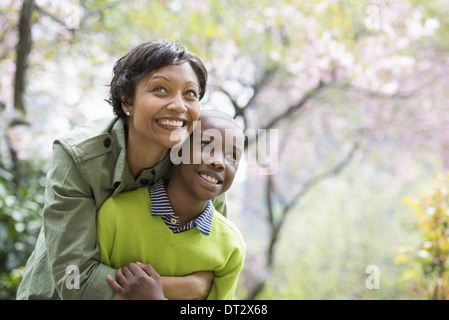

{"left": 0, "top": 161, "right": 45, "bottom": 299}
{"left": 396, "top": 172, "right": 449, "bottom": 299}
{"left": 0, "top": 267, "right": 24, "bottom": 300}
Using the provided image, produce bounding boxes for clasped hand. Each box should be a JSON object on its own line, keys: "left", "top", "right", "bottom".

{"left": 107, "top": 262, "right": 166, "bottom": 300}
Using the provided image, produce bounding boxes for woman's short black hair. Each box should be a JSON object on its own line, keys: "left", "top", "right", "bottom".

{"left": 107, "top": 39, "right": 208, "bottom": 121}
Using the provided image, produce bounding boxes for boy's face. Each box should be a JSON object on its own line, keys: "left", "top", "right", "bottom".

{"left": 175, "top": 117, "right": 244, "bottom": 201}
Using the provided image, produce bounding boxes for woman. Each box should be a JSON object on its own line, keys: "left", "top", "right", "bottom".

{"left": 17, "top": 40, "right": 226, "bottom": 300}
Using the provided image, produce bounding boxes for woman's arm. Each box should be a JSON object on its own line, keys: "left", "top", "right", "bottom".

{"left": 43, "top": 142, "right": 116, "bottom": 299}
{"left": 107, "top": 264, "right": 214, "bottom": 300}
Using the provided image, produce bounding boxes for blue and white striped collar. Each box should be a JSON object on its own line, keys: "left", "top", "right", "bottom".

{"left": 148, "top": 179, "right": 213, "bottom": 236}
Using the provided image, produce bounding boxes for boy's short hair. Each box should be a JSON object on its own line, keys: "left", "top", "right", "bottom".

{"left": 170, "top": 109, "right": 244, "bottom": 166}
{"left": 108, "top": 39, "right": 208, "bottom": 122}
{"left": 198, "top": 109, "right": 241, "bottom": 130}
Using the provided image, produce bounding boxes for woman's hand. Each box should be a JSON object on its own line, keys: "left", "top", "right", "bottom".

{"left": 107, "top": 262, "right": 165, "bottom": 300}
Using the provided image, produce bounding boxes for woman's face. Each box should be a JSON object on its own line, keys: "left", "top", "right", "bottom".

{"left": 123, "top": 62, "right": 201, "bottom": 149}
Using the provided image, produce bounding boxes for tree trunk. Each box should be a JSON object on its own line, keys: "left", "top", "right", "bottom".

{"left": 9, "top": 0, "right": 35, "bottom": 187}
{"left": 14, "top": 0, "right": 35, "bottom": 115}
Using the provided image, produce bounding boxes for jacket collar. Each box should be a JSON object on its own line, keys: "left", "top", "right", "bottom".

{"left": 110, "top": 118, "right": 172, "bottom": 197}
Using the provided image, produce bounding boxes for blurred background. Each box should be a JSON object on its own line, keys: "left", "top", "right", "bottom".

{"left": 1, "top": 0, "right": 449, "bottom": 300}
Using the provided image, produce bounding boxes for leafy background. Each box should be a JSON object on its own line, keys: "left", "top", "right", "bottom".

{"left": 1, "top": 0, "right": 449, "bottom": 299}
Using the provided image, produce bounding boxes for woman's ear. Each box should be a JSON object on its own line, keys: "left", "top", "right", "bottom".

{"left": 122, "top": 105, "right": 131, "bottom": 116}
{"left": 121, "top": 96, "right": 132, "bottom": 116}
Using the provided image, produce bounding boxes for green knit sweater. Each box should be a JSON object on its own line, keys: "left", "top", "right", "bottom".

{"left": 97, "top": 186, "right": 246, "bottom": 300}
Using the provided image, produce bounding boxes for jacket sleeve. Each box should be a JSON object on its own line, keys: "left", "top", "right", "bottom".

{"left": 212, "top": 192, "right": 227, "bottom": 217}
{"left": 43, "top": 141, "right": 116, "bottom": 300}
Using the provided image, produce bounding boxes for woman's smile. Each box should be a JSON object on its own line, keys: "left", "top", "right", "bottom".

{"left": 155, "top": 117, "right": 188, "bottom": 131}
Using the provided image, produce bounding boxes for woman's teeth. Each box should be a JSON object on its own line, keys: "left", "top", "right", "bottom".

{"left": 200, "top": 173, "right": 219, "bottom": 184}
{"left": 158, "top": 119, "right": 184, "bottom": 127}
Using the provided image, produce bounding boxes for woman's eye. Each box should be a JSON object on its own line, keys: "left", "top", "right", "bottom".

{"left": 152, "top": 86, "right": 167, "bottom": 94}
{"left": 185, "top": 90, "right": 198, "bottom": 99}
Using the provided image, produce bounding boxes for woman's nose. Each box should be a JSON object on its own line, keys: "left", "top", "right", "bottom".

{"left": 167, "top": 93, "right": 188, "bottom": 113}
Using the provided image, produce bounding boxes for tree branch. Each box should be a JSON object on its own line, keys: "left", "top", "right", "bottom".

{"left": 220, "top": 87, "right": 244, "bottom": 116}
{"left": 263, "top": 80, "right": 327, "bottom": 131}
{"left": 220, "top": 66, "right": 277, "bottom": 130}
{"left": 246, "top": 80, "right": 328, "bottom": 146}
{"left": 265, "top": 174, "right": 276, "bottom": 236}
{"left": 282, "top": 141, "right": 360, "bottom": 216}
{"left": 245, "top": 140, "right": 360, "bottom": 300}
{"left": 244, "top": 67, "right": 278, "bottom": 110}
{"left": 35, "top": 1, "right": 122, "bottom": 30}
{"left": 79, "top": 0, "right": 123, "bottom": 29}
{"left": 265, "top": 174, "right": 281, "bottom": 269}
{"left": 35, "top": 4, "right": 66, "bottom": 26}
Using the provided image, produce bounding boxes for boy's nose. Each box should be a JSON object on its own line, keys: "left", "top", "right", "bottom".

{"left": 210, "top": 155, "right": 225, "bottom": 171}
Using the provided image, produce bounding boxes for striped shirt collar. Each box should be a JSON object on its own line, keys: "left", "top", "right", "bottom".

{"left": 148, "top": 179, "right": 213, "bottom": 236}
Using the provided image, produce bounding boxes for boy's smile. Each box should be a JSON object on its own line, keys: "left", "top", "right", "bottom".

{"left": 198, "top": 170, "right": 222, "bottom": 185}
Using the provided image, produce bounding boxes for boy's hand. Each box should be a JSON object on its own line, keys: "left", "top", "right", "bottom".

{"left": 161, "top": 270, "right": 214, "bottom": 300}
{"left": 107, "top": 262, "right": 165, "bottom": 300}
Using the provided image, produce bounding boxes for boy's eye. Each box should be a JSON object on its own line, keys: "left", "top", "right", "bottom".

{"left": 185, "top": 90, "right": 198, "bottom": 99}
{"left": 225, "top": 152, "right": 238, "bottom": 163}
{"left": 201, "top": 141, "right": 212, "bottom": 149}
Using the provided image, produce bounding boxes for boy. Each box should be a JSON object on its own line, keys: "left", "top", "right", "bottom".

{"left": 96, "top": 110, "right": 246, "bottom": 300}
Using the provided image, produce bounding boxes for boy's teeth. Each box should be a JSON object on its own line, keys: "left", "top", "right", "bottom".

{"left": 158, "top": 119, "right": 184, "bottom": 127}
{"left": 200, "top": 173, "right": 219, "bottom": 184}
